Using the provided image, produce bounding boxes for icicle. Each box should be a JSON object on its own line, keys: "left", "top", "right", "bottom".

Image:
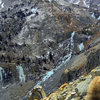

{"left": 1, "top": 2, "right": 4, "bottom": 8}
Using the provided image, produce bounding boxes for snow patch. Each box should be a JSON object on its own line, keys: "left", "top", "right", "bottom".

{"left": 31, "top": 7, "right": 37, "bottom": 13}
{"left": 47, "top": 0, "right": 56, "bottom": 3}
{"left": 17, "top": 42, "right": 23, "bottom": 46}
{"left": 78, "top": 43, "right": 84, "bottom": 51}
{"left": 43, "top": 38, "right": 54, "bottom": 42}
{"left": 2, "top": 85, "right": 10, "bottom": 89}
{"left": 91, "top": 13, "right": 95, "bottom": 19}
{"left": 97, "top": 16, "right": 100, "bottom": 20}
{"left": 83, "top": 0, "right": 89, "bottom": 8}
{"left": 0, "top": 0, "right": 4, "bottom": 9}
{"left": 59, "top": 43, "right": 63, "bottom": 48}
{"left": 88, "top": 36, "right": 91, "bottom": 39}
{"left": 1, "top": 2, "right": 4, "bottom": 8}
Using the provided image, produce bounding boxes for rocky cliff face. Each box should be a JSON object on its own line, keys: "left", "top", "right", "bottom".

{"left": 29, "top": 42, "right": 100, "bottom": 100}
{"left": 0, "top": 0, "right": 100, "bottom": 100}
{"left": 38, "top": 67, "right": 100, "bottom": 100}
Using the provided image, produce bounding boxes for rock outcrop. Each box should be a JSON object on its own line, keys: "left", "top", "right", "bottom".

{"left": 28, "top": 86, "right": 46, "bottom": 100}
{"left": 33, "top": 67, "right": 100, "bottom": 100}
{"left": 60, "top": 42, "right": 100, "bottom": 84}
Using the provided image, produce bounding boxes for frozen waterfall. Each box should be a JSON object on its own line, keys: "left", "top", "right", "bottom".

{"left": 34, "top": 31, "right": 75, "bottom": 88}
{"left": 16, "top": 65, "right": 26, "bottom": 82}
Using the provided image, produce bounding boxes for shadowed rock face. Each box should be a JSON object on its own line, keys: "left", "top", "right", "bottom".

{"left": 85, "top": 49, "right": 100, "bottom": 73}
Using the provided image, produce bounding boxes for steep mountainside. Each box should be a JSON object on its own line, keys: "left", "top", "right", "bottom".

{"left": 0, "top": 0, "right": 100, "bottom": 100}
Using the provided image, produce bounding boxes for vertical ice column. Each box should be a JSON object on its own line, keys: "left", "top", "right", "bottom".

{"left": 61, "top": 32, "right": 75, "bottom": 65}
{"left": 70, "top": 31, "right": 75, "bottom": 54}
{"left": 70, "top": 31, "right": 75, "bottom": 45}
{"left": 16, "top": 65, "right": 26, "bottom": 82}
{"left": 34, "top": 32, "right": 76, "bottom": 88}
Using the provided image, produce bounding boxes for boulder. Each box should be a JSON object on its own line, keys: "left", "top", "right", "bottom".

{"left": 76, "top": 78, "right": 92, "bottom": 96}
{"left": 28, "top": 86, "right": 46, "bottom": 100}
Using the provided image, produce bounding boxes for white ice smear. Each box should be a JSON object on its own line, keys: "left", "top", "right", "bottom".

{"left": 0, "top": 0, "right": 2, "bottom": 4}
{"left": 83, "top": 0, "right": 89, "bottom": 8}
{"left": 0, "top": 0, "right": 4, "bottom": 9}
{"left": 88, "top": 35, "right": 91, "bottom": 39}
{"left": 31, "top": 7, "right": 37, "bottom": 13}
{"left": 97, "top": 16, "right": 100, "bottom": 20}
{"left": 47, "top": 0, "right": 57, "bottom": 3}
{"left": 41, "top": 70, "right": 54, "bottom": 82}
{"left": 59, "top": 43, "right": 63, "bottom": 48}
{"left": 74, "top": 0, "right": 80, "bottom": 4}
{"left": 2, "top": 84, "right": 10, "bottom": 89}
{"left": 1, "top": 2, "right": 4, "bottom": 8}
{"left": 0, "top": 67, "right": 4, "bottom": 82}
{"left": 78, "top": 42, "right": 84, "bottom": 51}
{"left": 34, "top": 31, "right": 75, "bottom": 88}
{"left": 16, "top": 25, "right": 29, "bottom": 45}
{"left": 91, "top": 13, "right": 95, "bottom": 19}
{"left": 35, "top": 70, "right": 54, "bottom": 88}
{"left": 16, "top": 65, "right": 26, "bottom": 82}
